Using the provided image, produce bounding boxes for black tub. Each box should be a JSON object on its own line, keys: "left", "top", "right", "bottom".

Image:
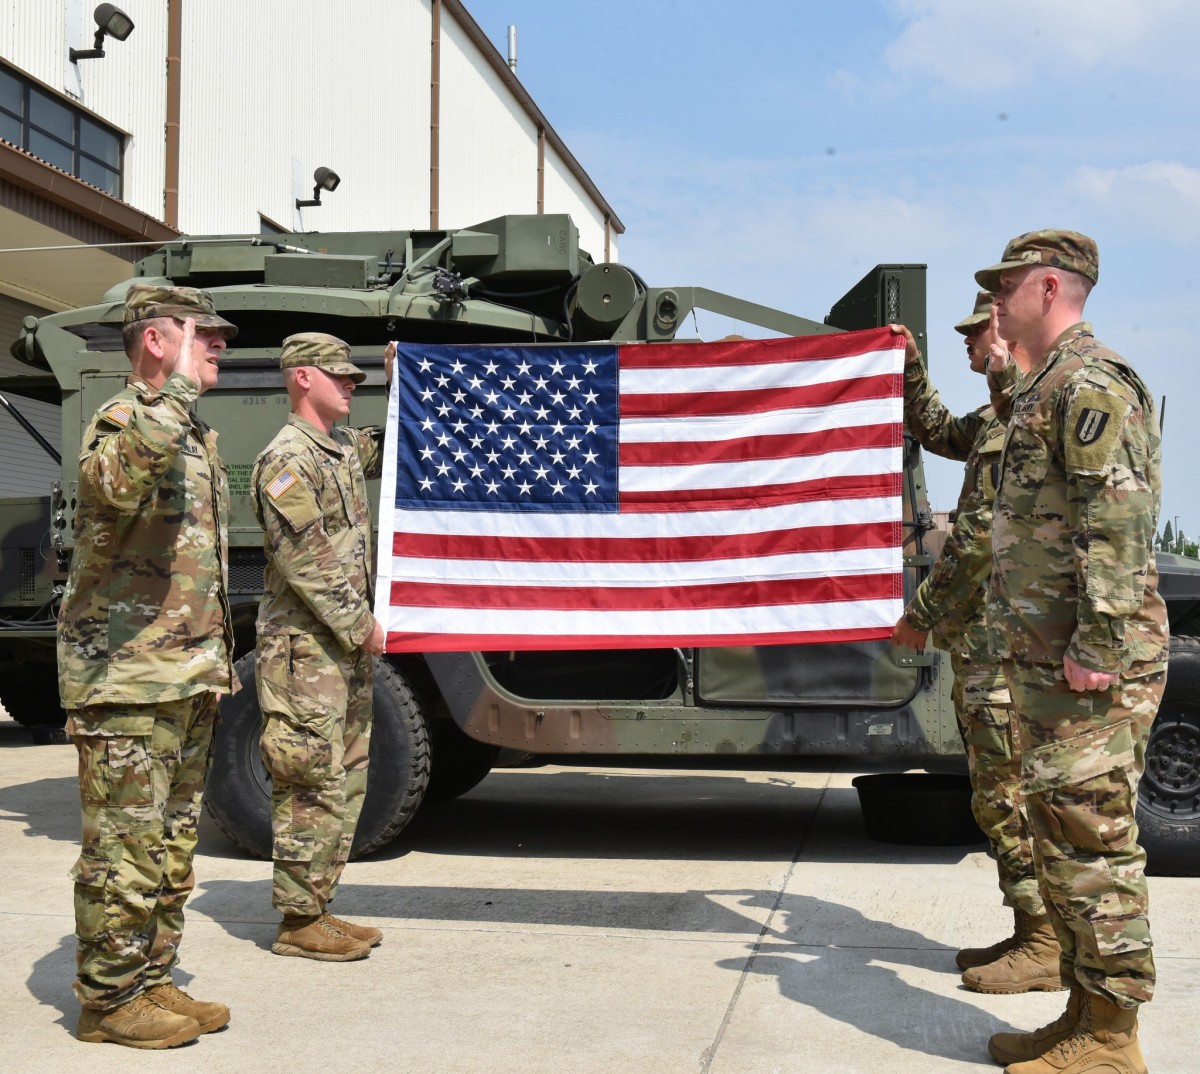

{"left": 852, "top": 772, "right": 985, "bottom": 846}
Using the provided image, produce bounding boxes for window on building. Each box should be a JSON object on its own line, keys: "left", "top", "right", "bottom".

{"left": 0, "top": 65, "right": 123, "bottom": 198}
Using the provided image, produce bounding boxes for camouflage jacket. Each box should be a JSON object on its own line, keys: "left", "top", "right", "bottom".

{"left": 252, "top": 415, "right": 383, "bottom": 651}
{"left": 987, "top": 323, "right": 1167, "bottom": 674}
{"left": 901, "top": 357, "right": 1015, "bottom": 656}
{"left": 58, "top": 373, "right": 235, "bottom": 718}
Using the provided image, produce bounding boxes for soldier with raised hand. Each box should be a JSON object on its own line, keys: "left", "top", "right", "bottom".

{"left": 977, "top": 231, "right": 1165, "bottom": 1074}
{"left": 889, "top": 295, "right": 1061, "bottom": 997}
{"left": 253, "top": 332, "right": 392, "bottom": 961}
{"left": 59, "top": 283, "right": 238, "bottom": 1048}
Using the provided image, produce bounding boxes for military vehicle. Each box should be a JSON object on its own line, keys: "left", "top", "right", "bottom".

{"left": 3, "top": 213, "right": 1198, "bottom": 875}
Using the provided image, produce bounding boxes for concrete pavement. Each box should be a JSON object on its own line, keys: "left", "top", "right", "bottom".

{"left": 0, "top": 716, "right": 1195, "bottom": 1073}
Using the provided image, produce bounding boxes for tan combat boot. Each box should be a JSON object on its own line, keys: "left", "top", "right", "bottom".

{"left": 1004, "top": 991, "right": 1146, "bottom": 1074}
{"left": 956, "top": 907, "right": 1022, "bottom": 970}
{"left": 273, "top": 914, "right": 371, "bottom": 961}
{"left": 962, "top": 913, "right": 1065, "bottom": 994}
{"left": 76, "top": 992, "right": 201, "bottom": 1049}
{"left": 989, "top": 985, "right": 1084, "bottom": 1065}
{"left": 145, "top": 982, "right": 230, "bottom": 1033}
{"left": 321, "top": 910, "right": 383, "bottom": 947}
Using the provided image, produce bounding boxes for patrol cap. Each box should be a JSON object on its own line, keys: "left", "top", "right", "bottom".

{"left": 278, "top": 332, "right": 366, "bottom": 383}
{"left": 123, "top": 282, "right": 238, "bottom": 338}
{"left": 975, "top": 229, "right": 1099, "bottom": 292}
{"left": 954, "top": 290, "right": 993, "bottom": 336}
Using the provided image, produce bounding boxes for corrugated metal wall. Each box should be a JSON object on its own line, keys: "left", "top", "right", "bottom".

{"left": 177, "top": 0, "right": 433, "bottom": 234}
{"left": 544, "top": 144, "right": 618, "bottom": 263}
{"left": 0, "top": 0, "right": 169, "bottom": 219}
{"left": 0, "top": 392, "right": 60, "bottom": 496}
{"left": 4, "top": 0, "right": 618, "bottom": 243}
{"left": 439, "top": 13, "right": 538, "bottom": 226}
{"left": 0, "top": 294, "right": 60, "bottom": 499}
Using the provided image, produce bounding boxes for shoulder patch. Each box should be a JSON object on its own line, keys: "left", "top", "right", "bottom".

{"left": 1064, "top": 387, "right": 1131, "bottom": 475}
{"left": 266, "top": 468, "right": 299, "bottom": 500}
{"left": 102, "top": 404, "right": 132, "bottom": 427}
{"left": 259, "top": 464, "right": 320, "bottom": 531}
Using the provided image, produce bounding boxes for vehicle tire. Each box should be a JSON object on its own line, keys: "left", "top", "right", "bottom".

{"left": 426, "top": 719, "right": 499, "bottom": 803}
{"left": 205, "top": 652, "right": 432, "bottom": 859}
{"left": 1138, "top": 634, "right": 1200, "bottom": 876}
{"left": 1, "top": 659, "right": 65, "bottom": 730}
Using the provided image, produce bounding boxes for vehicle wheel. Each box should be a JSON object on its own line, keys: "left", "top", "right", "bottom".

{"left": 1, "top": 659, "right": 65, "bottom": 730}
{"left": 205, "top": 653, "right": 432, "bottom": 859}
{"left": 1138, "top": 634, "right": 1200, "bottom": 876}
{"left": 426, "top": 719, "right": 499, "bottom": 803}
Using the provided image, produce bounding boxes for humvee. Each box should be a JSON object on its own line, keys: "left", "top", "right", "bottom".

{"left": 3, "top": 214, "right": 1198, "bottom": 874}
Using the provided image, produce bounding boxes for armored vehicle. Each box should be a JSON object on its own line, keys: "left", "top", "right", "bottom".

{"left": 3, "top": 214, "right": 1198, "bottom": 874}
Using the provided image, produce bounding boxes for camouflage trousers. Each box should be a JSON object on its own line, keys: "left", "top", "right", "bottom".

{"left": 950, "top": 651, "right": 1044, "bottom": 917}
{"left": 67, "top": 693, "right": 218, "bottom": 1010}
{"left": 257, "top": 631, "right": 372, "bottom": 918}
{"left": 1002, "top": 657, "right": 1163, "bottom": 1007}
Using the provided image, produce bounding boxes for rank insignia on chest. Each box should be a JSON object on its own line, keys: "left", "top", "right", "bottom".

{"left": 266, "top": 469, "right": 299, "bottom": 500}
{"left": 1075, "top": 408, "right": 1109, "bottom": 444}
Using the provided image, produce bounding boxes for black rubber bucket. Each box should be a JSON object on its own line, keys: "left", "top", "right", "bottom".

{"left": 852, "top": 772, "right": 985, "bottom": 846}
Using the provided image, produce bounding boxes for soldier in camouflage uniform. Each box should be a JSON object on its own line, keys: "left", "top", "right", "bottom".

{"left": 59, "top": 284, "right": 238, "bottom": 1048}
{"left": 977, "top": 231, "right": 1165, "bottom": 1074}
{"left": 253, "top": 332, "right": 393, "bottom": 961}
{"left": 890, "top": 294, "right": 1061, "bottom": 996}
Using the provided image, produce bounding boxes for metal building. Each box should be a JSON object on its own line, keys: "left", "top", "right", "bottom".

{"left": 0, "top": 0, "right": 623, "bottom": 490}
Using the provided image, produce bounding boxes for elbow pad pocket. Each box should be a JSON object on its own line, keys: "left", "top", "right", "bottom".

{"left": 1084, "top": 487, "right": 1153, "bottom": 618}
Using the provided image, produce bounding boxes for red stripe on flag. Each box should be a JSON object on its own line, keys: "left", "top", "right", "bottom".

{"left": 391, "top": 519, "right": 899, "bottom": 564}
{"left": 619, "top": 422, "right": 900, "bottom": 467}
{"left": 618, "top": 471, "right": 902, "bottom": 511}
{"left": 386, "top": 624, "right": 893, "bottom": 653}
{"left": 616, "top": 327, "right": 902, "bottom": 368}
{"left": 389, "top": 572, "right": 899, "bottom": 613}
{"left": 619, "top": 373, "right": 899, "bottom": 419}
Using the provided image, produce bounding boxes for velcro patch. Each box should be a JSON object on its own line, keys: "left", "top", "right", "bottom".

{"left": 103, "top": 404, "right": 131, "bottom": 427}
{"left": 261, "top": 465, "right": 319, "bottom": 531}
{"left": 1065, "top": 388, "right": 1130, "bottom": 474}
{"left": 266, "top": 469, "right": 298, "bottom": 500}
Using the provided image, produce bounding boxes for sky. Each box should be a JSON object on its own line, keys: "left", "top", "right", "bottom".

{"left": 469, "top": 0, "right": 1199, "bottom": 531}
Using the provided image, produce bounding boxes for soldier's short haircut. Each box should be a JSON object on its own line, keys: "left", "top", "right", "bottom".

{"left": 121, "top": 316, "right": 172, "bottom": 358}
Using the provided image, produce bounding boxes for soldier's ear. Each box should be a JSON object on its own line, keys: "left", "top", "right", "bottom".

{"left": 141, "top": 323, "right": 169, "bottom": 362}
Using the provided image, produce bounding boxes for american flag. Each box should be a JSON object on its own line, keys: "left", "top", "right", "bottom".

{"left": 374, "top": 328, "right": 905, "bottom": 652}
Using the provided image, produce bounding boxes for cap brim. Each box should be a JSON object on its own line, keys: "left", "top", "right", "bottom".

{"left": 974, "top": 259, "right": 1029, "bottom": 292}
{"left": 192, "top": 314, "right": 239, "bottom": 339}
{"left": 954, "top": 314, "right": 988, "bottom": 335}
{"left": 325, "top": 363, "right": 367, "bottom": 383}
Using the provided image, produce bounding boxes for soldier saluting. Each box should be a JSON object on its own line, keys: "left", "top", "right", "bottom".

{"left": 59, "top": 284, "right": 238, "bottom": 1048}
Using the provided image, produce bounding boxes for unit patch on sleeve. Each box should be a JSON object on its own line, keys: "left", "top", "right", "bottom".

{"left": 1065, "top": 388, "right": 1130, "bottom": 474}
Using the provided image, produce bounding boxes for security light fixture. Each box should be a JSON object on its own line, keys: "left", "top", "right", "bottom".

{"left": 296, "top": 167, "right": 342, "bottom": 209}
{"left": 70, "top": 4, "right": 136, "bottom": 63}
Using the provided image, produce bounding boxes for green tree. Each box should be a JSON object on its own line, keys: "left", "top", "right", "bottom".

{"left": 1160, "top": 520, "right": 1175, "bottom": 552}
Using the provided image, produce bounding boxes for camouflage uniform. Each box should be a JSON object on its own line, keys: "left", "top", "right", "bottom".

{"left": 985, "top": 244, "right": 1166, "bottom": 1005}
{"left": 58, "top": 284, "right": 237, "bottom": 1011}
{"left": 253, "top": 334, "right": 383, "bottom": 919}
{"left": 901, "top": 341, "right": 1044, "bottom": 917}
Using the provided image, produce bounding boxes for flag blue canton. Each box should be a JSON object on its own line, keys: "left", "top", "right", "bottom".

{"left": 392, "top": 343, "right": 620, "bottom": 513}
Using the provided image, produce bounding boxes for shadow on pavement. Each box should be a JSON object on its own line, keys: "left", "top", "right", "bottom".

{"left": 185, "top": 878, "right": 1017, "bottom": 1065}
{"left": 714, "top": 887, "right": 1021, "bottom": 1064}
{"left": 0, "top": 776, "right": 79, "bottom": 843}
